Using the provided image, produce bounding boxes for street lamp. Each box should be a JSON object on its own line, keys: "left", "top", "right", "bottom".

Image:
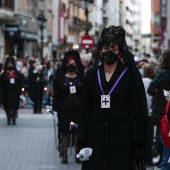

{"left": 84, "top": 0, "right": 93, "bottom": 33}
{"left": 83, "top": 0, "right": 94, "bottom": 53}
{"left": 37, "top": 12, "right": 47, "bottom": 60}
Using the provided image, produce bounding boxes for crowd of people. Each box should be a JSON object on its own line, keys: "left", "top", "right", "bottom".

{"left": 0, "top": 25, "right": 170, "bottom": 170}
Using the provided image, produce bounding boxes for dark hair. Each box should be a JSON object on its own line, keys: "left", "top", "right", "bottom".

{"left": 4, "top": 56, "right": 17, "bottom": 71}
{"left": 99, "top": 36, "right": 123, "bottom": 53}
{"left": 90, "top": 25, "right": 127, "bottom": 68}
{"left": 56, "top": 50, "right": 84, "bottom": 78}
{"left": 143, "top": 63, "right": 157, "bottom": 79}
{"left": 162, "top": 49, "right": 170, "bottom": 67}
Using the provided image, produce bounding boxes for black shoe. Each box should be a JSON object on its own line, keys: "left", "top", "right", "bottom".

{"left": 61, "top": 156, "right": 68, "bottom": 164}
{"left": 12, "top": 119, "right": 16, "bottom": 125}
{"left": 75, "top": 157, "right": 82, "bottom": 164}
{"left": 13, "top": 121, "right": 16, "bottom": 125}
{"left": 7, "top": 121, "right": 11, "bottom": 125}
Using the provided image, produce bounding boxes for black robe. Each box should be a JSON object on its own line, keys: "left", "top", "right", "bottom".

{"left": 0, "top": 71, "right": 23, "bottom": 111}
{"left": 77, "top": 60, "right": 147, "bottom": 170}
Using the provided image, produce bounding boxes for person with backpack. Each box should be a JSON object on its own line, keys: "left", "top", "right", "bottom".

{"left": 148, "top": 49, "right": 170, "bottom": 170}
{"left": 160, "top": 92, "right": 170, "bottom": 169}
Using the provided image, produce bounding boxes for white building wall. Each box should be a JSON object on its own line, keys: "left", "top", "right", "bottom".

{"left": 121, "top": 0, "right": 134, "bottom": 50}
{"left": 106, "top": 0, "right": 120, "bottom": 27}
{"left": 140, "top": 0, "right": 151, "bottom": 55}
{"left": 89, "top": 0, "right": 103, "bottom": 36}
{"left": 120, "top": 0, "right": 142, "bottom": 55}
{"left": 131, "top": 0, "right": 142, "bottom": 56}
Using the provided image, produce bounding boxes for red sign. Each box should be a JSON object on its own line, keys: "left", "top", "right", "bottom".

{"left": 58, "top": 9, "right": 64, "bottom": 42}
{"left": 81, "top": 35, "right": 94, "bottom": 49}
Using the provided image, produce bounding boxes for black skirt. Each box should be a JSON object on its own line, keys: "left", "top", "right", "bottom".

{"left": 58, "top": 107, "right": 79, "bottom": 133}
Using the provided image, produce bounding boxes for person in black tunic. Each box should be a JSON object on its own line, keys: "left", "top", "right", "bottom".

{"left": 76, "top": 26, "right": 150, "bottom": 170}
{"left": 0, "top": 56, "right": 23, "bottom": 125}
{"left": 52, "top": 50, "right": 84, "bottom": 164}
{"left": 28, "top": 60, "right": 44, "bottom": 113}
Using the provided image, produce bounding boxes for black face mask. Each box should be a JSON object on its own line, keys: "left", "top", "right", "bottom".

{"left": 101, "top": 51, "right": 118, "bottom": 65}
{"left": 66, "top": 64, "right": 76, "bottom": 72}
{"left": 7, "top": 66, "right": 14, "bottom": 71}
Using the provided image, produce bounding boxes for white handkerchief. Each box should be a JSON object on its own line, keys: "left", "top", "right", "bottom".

{"left": 163, "top": 90, "right": 170, "bottom": 97}
{"left": 76, "top": 148, "right": 93, "bottom": 161}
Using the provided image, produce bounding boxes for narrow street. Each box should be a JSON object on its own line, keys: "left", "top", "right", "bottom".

{"left": 0, "top": 108, "right": 81, "bottom": 170}
{"left": 0, "top": 108, "right": 160, "bottom": 170}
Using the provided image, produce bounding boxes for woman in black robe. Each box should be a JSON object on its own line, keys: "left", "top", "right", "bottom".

{"left": 77, "top": 26, "right": 150, "bottom": 170}
{"left": 52, "top": 50, "right": 84, "bottom": 163}
{"left": 0, "top": 56, "right": 23, "bottom": 125}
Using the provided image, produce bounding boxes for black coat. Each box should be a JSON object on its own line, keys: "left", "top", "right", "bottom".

{"left": 0, "top": 71, "right": 23, "bottom": 111}
{"left": 53, "top": 75, "right": 83, "bottom": 111}
{"left": 77, "top": 60, "right": 147, "bottom": 170}
{"left": 28, "top": 68, "right": 44, "bottom": 102}
{"left": 53, "top": 73, "right": 83, "bottom": 132}
{"left": 148, "top": 68, "right": 170, "bottom": 125}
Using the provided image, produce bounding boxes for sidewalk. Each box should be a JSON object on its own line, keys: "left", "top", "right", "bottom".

{"left": 0, "top": 108, "right": 81, "bottom": 170}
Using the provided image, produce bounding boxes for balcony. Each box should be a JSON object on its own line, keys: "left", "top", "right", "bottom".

{"left": 0, "top": 0, "right": 14, "bottom": 23}
{"left": 68, "top": 16, "right": 84, "bottom": 31}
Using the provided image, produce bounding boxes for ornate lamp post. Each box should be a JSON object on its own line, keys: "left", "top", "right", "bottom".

{"left": 80, "top": 0, "right": 94, "bottom": 53}
{"left": 37, "top": 13, "right": 47, "bottom": 60}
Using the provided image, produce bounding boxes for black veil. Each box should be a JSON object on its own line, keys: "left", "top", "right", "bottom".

{"left": 89, "top": 25, "right": 129, "bottom": 68}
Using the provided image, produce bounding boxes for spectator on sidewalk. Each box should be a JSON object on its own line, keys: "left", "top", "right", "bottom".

{"left": 148, "top": 49, "right": 170, "bottom": 170}
{"left": 142, "top": 63, "right": 157, "bottom": 112}
{"left": 80, "top": 53, "right": 92, "bottom": 74}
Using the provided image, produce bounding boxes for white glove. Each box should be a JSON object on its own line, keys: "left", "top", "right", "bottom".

{"left": 53, "top": 111, "right": 57, "bottom": 119}
{"left": 76, "top": 148, "right": 93, "bottom": 161}
{"left": 163, "top": 90, "right": 170, "bottom": 97}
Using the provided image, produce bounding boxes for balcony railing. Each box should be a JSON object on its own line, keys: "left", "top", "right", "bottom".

{"left": 0, "top": 0, "right": 14, "bottom": 10}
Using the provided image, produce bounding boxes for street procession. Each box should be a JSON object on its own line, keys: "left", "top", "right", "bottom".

{"left": 0, "top": 0, "right": 170, "bottom": 170}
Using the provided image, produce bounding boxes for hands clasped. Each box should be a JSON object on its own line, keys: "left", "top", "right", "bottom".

{"left": 76, "top": 148, "right": 93, "bottom": 161}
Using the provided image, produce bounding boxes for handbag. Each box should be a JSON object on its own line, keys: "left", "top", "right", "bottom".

{"left": 160, "top": 100, "right": 170, "bottom": 148}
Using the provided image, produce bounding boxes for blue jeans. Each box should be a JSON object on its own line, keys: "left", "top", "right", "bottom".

{"left": 161, "top": 142, "right": 170, "bottom": 170}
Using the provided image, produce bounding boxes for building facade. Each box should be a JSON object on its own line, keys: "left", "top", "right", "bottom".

{"left": 0, "top": 0, "right": 55, "bottom": 59}
{"left": 164, "top": 0, "right": 170, "bottom": 49}
{"left": 0, "top": 0, "right": 15, "bottom": 58}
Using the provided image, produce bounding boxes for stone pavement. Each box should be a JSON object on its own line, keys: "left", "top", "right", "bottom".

{"left": 0, "top": 108, "right": 81, "bottom": 170}
{"left": 0, "top": 108, "right": 160, "bottom": 170}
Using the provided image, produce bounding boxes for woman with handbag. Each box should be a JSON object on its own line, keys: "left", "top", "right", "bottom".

{"left": 76, "top": 25, "right": 150, "bottom": 170}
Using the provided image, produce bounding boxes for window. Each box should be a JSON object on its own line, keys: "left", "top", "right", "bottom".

{"left": 0, "top": 0, "right": 14, "bottom": 10}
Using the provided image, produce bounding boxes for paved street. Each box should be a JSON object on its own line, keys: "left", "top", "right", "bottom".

{"left": 0, "top": 108, "right": 81, "bottom": 170}
{"left": 0, "top": 108, "right": 160, "bottom": 170}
